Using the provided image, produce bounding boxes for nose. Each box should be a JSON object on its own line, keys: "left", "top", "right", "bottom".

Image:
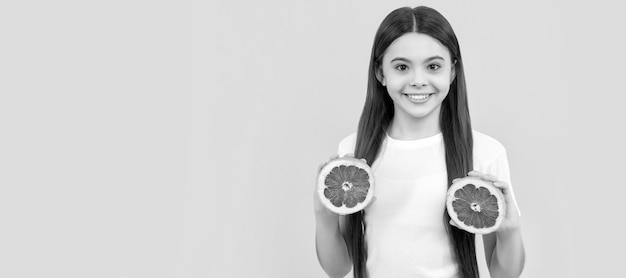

{"left": 410, "top": 70, "right": 427, "bottom": 87}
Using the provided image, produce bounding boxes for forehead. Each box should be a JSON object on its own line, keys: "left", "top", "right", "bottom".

{"left": 383, "top": 33, "right": 451, "bottom": 62}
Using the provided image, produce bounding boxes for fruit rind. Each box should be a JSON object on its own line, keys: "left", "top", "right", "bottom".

{"left": 446, "top": 176, "right": 506, "bottom": 234}
{"left": 317, "top": 156, "right": 375, "bottom": 215}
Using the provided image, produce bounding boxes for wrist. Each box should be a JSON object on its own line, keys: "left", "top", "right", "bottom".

{"left": 315, "top": 212, "right": 341, "bottom": 237}
{"left": 496, "top": 225, "right": 522, "bottom": 240}
{"left": 315, "top": 209, "right": 340, "bottom": 223}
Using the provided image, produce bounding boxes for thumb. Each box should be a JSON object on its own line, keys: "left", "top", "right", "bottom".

{"left": 449, "top": 219, "right": 460, "bottom": 229}
{"left": 364, "top": 196, "right": 377, "bottom": 209}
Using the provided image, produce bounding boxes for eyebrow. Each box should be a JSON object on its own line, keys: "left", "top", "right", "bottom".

{"left": 390, "top": 56, "right": 446, "bottom": 63}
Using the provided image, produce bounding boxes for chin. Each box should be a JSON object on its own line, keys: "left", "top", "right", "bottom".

{"left": 408, "top": 111, "right": 436, "bottom": 119}
{"left": 397, "top": 108, "right": 435, "bottom": 120}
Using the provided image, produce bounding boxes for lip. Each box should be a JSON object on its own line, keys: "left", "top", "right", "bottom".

{"left": 403, "top": 93, "right": 434, "bottom": 103}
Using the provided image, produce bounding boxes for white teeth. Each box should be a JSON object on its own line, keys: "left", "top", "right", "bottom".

{"left": 406, "top": 94, "right": 430, "bottom": 100}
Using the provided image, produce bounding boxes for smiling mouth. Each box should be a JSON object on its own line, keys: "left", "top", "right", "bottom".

{"left": 404, "top": 93, "right": 433, "bottom": 101}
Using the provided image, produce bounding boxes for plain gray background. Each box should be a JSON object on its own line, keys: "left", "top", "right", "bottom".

{"left": 1, "top": 0, "right": 625, "bottom": 277}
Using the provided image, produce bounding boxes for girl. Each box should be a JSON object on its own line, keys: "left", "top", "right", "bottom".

{"left": 314, "top": 6, "right": 525, "bottom": 278}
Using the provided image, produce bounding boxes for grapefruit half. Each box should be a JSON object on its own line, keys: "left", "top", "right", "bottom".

{"left": 317, "top": 156, "right": 375, "bottom": 215}
{"left": 446, "top": 177, "right": 505, "bottom": 234}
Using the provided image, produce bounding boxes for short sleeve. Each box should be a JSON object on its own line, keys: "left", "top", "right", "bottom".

{"left": 337, "top": 133, "right": 357, "bottom": 157}
{"left": 485, "top": 149, "right": 522, "bottom": 216}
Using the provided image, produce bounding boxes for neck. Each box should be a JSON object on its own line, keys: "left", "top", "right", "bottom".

{"left": 387, "top": 112, "right": 441, "bottom": 140}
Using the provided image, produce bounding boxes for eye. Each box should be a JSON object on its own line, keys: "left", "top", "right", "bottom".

{"left": 427, "top": 63, "right": 441, "bottom": 71}
{"left": 395, "top": 64, "right": 409, "bottom": 72}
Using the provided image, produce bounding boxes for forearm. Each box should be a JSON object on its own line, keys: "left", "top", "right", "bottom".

{"left": 315, "top": 213, "right": 351, "bottom": 278}
{"left": 490, "top": 227, "right": 525, "bottom": 278}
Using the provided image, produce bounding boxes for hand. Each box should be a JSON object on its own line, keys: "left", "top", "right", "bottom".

{"left": 449, "top": 170, "right": 521, "bottom": 233}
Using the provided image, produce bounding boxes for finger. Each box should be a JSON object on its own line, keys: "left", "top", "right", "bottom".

{"left": 467, "top": 170, "right": 483, "bottom": 177}
{"left": 449, "top": 219, "right": 460, "bottom": 228}
{"left": 318, "top": 163, "right": 326, "bottom": 172}
{"left": 481, "top": 173, "right": 499, "bottom": 183}
{"left": 467, "top": 171, "right": 499, "bottom": 183}
{"left": 365, "top": 196, "right": 377, "bottom": 208}
{"left": 492, "top": 181, "right": 509, "bottom": 189}
{"left": 492, "top": 181, "right": 511, "bottom": 194}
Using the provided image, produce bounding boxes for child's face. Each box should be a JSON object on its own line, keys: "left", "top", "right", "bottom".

{"left": 378, "top": 33, "right": 456, "bottom": 122}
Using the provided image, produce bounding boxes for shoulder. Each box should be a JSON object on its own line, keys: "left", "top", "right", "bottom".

{"left": 472, "top": 130, "right": 507, "bottom": 164}
{"left": 337, "top": 132, "right": 357, "bottom": 156}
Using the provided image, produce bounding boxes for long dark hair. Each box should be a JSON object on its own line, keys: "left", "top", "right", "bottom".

{"left": 346, "top": 6, "right": 476, "bottom": 278}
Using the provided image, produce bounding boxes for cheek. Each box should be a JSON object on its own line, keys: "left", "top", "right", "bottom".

{"left": 385, "top": 75, "right": 410, "bottom": 91}
{"left": 431, "top": 74, "right": 453, "bottom": 92}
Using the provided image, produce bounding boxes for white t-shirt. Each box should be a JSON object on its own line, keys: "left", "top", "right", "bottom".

{"left": 337, "top": 130, "right": 520, "bottom": 278}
